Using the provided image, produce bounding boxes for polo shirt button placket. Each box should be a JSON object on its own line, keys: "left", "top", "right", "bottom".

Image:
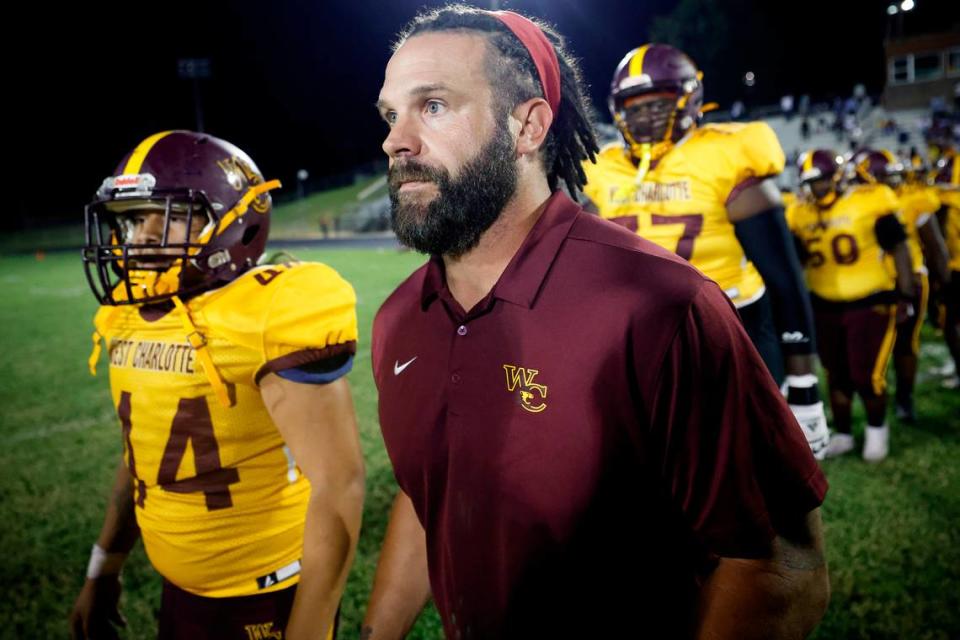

{"left": 457, "top": 325, "right": 468, "bottom": 336}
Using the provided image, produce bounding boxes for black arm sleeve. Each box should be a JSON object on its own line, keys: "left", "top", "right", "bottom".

{"left": 734, "top": 206, "right": 817, "bottom": 356}
{"left": 874, "top": 213, "right": 907, "bottom": 251}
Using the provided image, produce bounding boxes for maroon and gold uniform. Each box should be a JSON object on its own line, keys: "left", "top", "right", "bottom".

{"left": 92, "top": 262, "right": 357, "bottom": 598}
{"left": 787, "top": 183, "right": 900, "bottom": 395}
{"left": 583, "top": 121, "right": 783, "bottom": 309}
{"left": 893, "top": 184, "right": 940, "bottom": 358}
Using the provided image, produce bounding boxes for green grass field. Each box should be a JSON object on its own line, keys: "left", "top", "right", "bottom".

{"left": 1, "top": 245, "right": 958, "bottom": 639}
{"left": 0, "top": 176, "right": 384, "bottom": 255}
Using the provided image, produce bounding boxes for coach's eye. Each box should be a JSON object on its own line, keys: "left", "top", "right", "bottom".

{"left": 425, "top": 100, "right": 445, "bottom": 116}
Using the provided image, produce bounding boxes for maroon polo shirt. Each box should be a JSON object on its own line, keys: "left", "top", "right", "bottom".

{"left": 372, "top": 191, "right": 827, "bottom": 639}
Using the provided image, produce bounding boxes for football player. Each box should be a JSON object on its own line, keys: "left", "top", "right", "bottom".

{"left": 933, "top": 152, "right": 960, "bottom": 388}
{"left": 70, "top": 131, "right": 364, "bottom": 640}
{"left": 582, "top": 43, "right": 829, "bottom": 458}
{"left": 787, "top": 149, "right": 915, "bottom": 461}
{"left": 851, "top": 148, "right": 950, "bottom": 419}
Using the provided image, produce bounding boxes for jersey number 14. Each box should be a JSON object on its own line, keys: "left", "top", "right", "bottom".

{"left": 118, "top": 391, "right": 240, "bottom": 511}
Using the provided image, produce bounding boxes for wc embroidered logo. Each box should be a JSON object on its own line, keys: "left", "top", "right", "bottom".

{"left": 243, "top": 622, "right": 282, "bottom": 639}
{"left": 503, "top": 364, "right": 548, "bottom": 413}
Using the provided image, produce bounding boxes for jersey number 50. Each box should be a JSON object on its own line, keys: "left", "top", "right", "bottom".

{"left": 804, "top": 233, "right": 860, "bottom": 267}
{"left": 118, "top": 391, "right": 240, "bottom": 511}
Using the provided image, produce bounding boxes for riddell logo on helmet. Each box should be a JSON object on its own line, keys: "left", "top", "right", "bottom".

{"left": 114, "top": 175, "right": 144, "bottom": 188}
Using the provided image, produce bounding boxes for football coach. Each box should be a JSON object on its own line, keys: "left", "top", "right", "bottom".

{"left": 363, "top": 5, "right": 830, "bottom": 639}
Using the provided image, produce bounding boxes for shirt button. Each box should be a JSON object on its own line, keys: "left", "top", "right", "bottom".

{"left": 451, "top": 373, "right": 461, "bottom": 384}
{"left": 457, "top": 325, "right": 468, "bottom": 336}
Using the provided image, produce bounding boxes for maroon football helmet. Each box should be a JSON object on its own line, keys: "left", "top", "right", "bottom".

{"left": 852, "top": 148, "right": 904, "bottom": 187}
{"left": 83, "top": 131, "right": 280, "bottom": 305}
{"left": 608, "top": 43, "right": 704, "bottom": 161}
{"left": 797, "top": 149, "right": 844, "bottom": 206}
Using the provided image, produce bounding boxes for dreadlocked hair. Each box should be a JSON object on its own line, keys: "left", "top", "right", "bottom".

{"left": 394, "top": 3, "right": 599, "bottom": 196}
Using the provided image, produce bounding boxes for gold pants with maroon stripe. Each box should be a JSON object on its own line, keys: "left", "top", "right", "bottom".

{"left": 894, "top": 273, "right": 929, "bottom": 358}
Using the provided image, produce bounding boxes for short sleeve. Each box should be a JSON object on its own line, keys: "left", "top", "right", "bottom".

{"left": 724, "top": 122, "right": 786, "bottom": 205}
{"left": 255, "top": 263, "right": 358, "bottom": 384}
{"left": 939, "top": 188, "right": 960, "bottom": 210}
{"left": 867, "top": 184, "right": 901, "bottom": 222}
{"left": 646, "top": 282, "right": 827, "bottom": 558}
{"left": 907, "top": 188, "right": 941, "bottom": 226}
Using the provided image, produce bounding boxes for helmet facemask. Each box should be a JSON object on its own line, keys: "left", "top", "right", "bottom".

{"left": 802, "top": 178, "right": 839, "bottom": 208}
{"left": 83, "top": 189, "right": 218, "bottom": 305}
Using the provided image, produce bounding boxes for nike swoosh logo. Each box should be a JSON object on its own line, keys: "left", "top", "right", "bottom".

{"left": 394, "top": 357, "right": 417, "bottom": 375}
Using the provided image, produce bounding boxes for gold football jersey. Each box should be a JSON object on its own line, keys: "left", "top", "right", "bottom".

{"left": 938, "top": 187, "right": 960, "bottom": 272}
{"left": 787, "top": 184, "right": 900, "bottom": 302}
{"left": 896, "top": 184, "right": 940, "bottom": 273}
{"left": 582, "top": 121, "right": 784, "bottom": 308}
{"left": 92, "top": 262, "right": 358, "bottom": 597}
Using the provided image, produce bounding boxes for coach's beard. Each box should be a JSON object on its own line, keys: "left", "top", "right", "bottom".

{"left": 388, "top": 121, "right": 518, "bottom": 258}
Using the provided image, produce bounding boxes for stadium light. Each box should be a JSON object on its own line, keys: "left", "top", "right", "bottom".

{"left": 887, "top": 4, "right": 898, "bottom": 14}
{"left": 900, "top": 0, "right": 914, "bottom": 11}
{"left": 743, "top": 71, "right": 756, "bottom": 87}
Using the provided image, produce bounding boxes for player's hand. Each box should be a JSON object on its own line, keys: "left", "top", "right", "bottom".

{"left": 790, "top": 401, "right": 830, "bottom": 461}
{"left": 69, "top": 576, "right": 126, "bottom": 640}
{"left": 895, "top": 299, "right": 915, "bottom": 325}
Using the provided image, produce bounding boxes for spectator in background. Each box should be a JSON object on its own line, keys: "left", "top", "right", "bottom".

{"left": 731, "top": 99, "right": 745, "bottom": 120}
{"left": 781, "top": 94, "right": 795, "bottom": 122}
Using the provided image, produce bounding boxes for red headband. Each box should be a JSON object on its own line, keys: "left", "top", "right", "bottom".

{"left": 489, "top": 10, "right": 561, "bottom": 117}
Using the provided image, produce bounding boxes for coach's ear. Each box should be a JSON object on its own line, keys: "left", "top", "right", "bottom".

{"left": 512, "top": 97, "right": 553, "bottom": 157}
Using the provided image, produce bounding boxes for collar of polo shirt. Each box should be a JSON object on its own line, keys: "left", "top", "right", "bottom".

{"left": 419, "top": 192, "right": 581, "bottom": 312}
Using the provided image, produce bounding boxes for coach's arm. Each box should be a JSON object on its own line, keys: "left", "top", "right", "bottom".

{"left": 696, "top": 508, "right": 829, "bottom": 640}
{"left": 360, "top": 489, "right": 432, "bottom": 640}
{"left": 261, "top": 374, "right": 365, "bottom": 640}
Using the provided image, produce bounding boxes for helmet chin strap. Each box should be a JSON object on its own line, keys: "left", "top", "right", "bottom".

{"left": 613, "top": 98, "right": 683, "bottom": 200}
{"left": 171, "top": 296, "right": 232, "bottom": 408}
{"left": 85, "top": 267, "right": 232, "bottom": 409}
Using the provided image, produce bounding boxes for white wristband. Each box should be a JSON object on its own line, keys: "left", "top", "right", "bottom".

{"left": 784, "top": 374, "right": 819, "bottom": 389}
{"left": 86, "top": 544, "right": 127, "bottom": 579}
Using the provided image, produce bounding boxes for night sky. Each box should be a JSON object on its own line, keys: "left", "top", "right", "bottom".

{"left": 7, "top": 0, "right": 958, "bottom": 227}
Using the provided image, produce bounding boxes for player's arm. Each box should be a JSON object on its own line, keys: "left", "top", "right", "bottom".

{"left": 69, "top": 461, "right": 140, "bottom": 640}
{"left": 875, "top": 213, "right": 916, "bottom": 313}
{"left": 361, "top": 490, "right": 432, "bottom": 640}
{"left": 696, "top": 508, "right": 829, "bottom": 640}
{"left": 260, "top": 373, "right": 365, "bottom": 640}
{"left": 728, "top": 179, "right": 829, "bottom": 458}
{"left": 918, "top": 212, "right": 951, "bottom": 285}
{"left": 728, "top": 178, "right": 816, "bottom": 374}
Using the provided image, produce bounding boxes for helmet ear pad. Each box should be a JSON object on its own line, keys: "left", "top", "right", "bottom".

{"left": 199, "top": 209, "right": 271, "bottom": 285}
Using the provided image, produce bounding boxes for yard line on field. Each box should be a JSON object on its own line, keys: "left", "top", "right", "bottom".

{"left": 27, "top": 285, "right": 87, "bottom": 298}
{"left": 6, "top": 412, "right": 114, "bottom": 445}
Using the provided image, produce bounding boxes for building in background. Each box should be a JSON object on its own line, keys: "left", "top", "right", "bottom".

{"left": 884, "top": 29, "right": 960, "bottom": 110}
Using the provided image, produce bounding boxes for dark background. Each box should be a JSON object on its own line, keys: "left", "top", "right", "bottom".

{"left": 5, "top": 0, "right": 958, "bottom": 226}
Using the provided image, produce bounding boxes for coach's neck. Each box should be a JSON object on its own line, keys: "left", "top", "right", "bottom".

{"left": 444, "top": 160, "right": 552, "bottom": 312}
